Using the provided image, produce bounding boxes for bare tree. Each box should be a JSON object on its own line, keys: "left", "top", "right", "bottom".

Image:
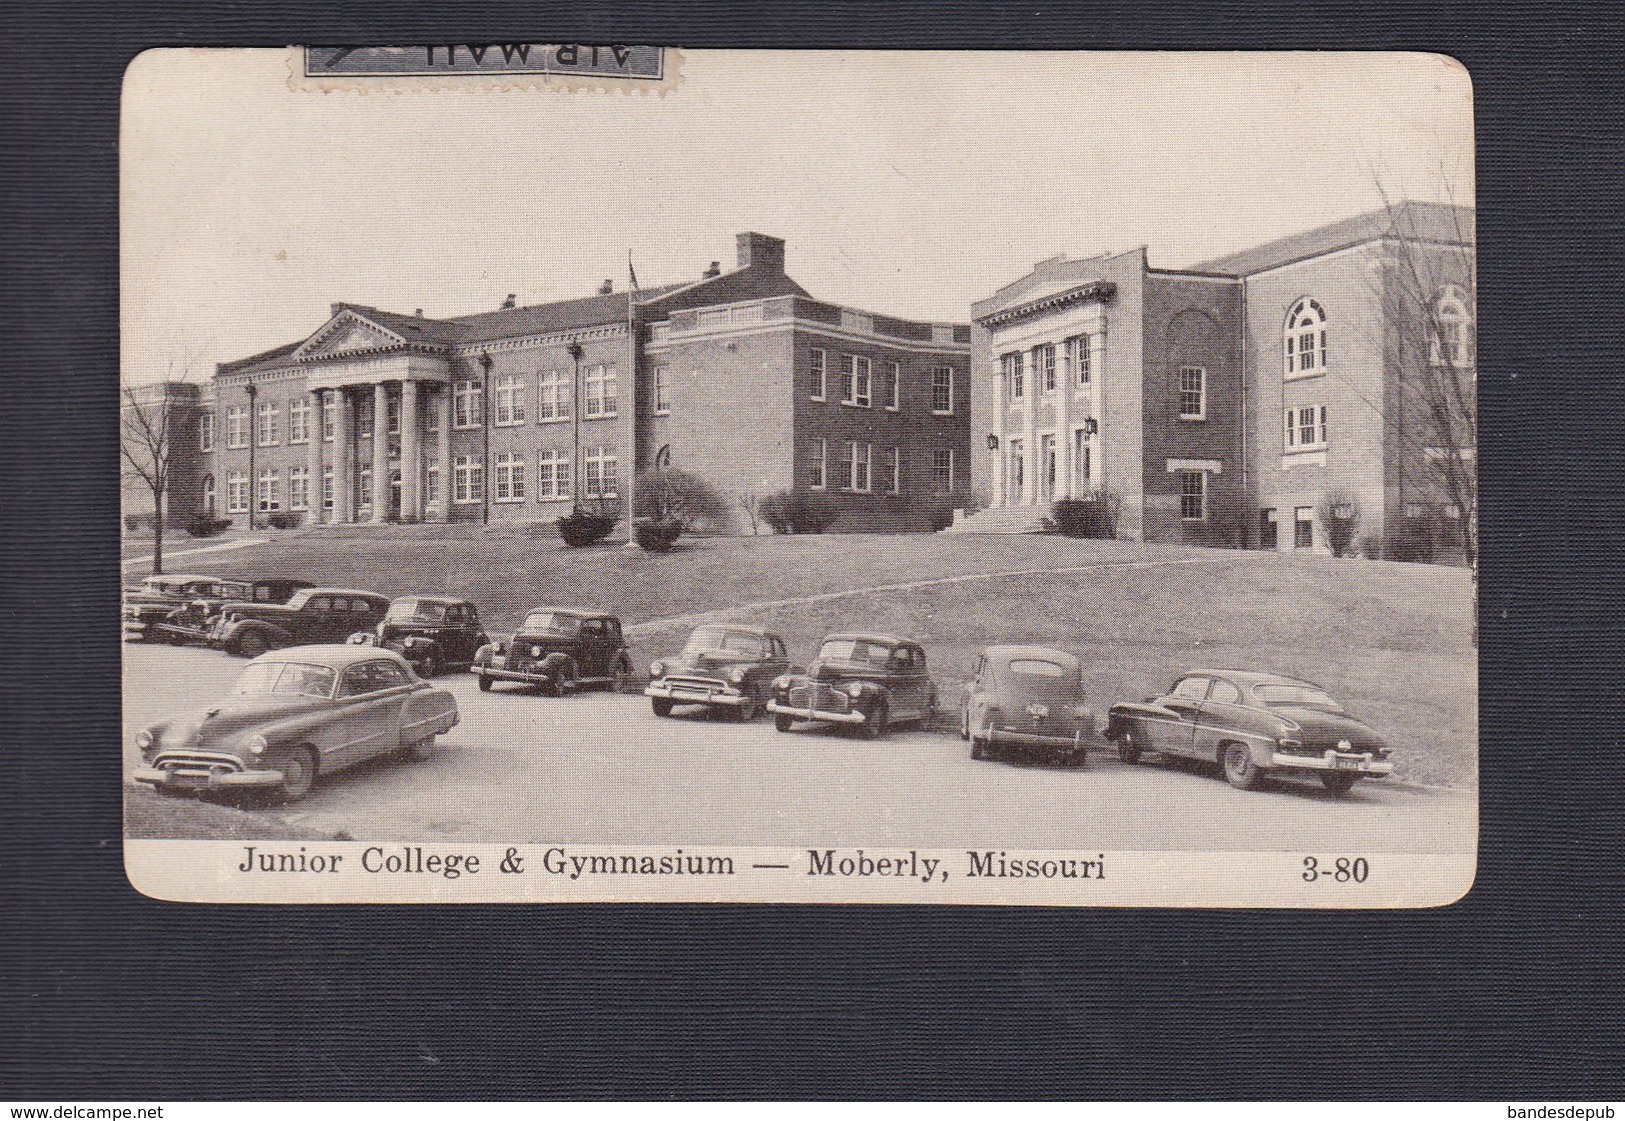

{"left": 121, "top": 383, "right": 176, "bottom": 575}
{"left": 737, "top": 491, "right": 763, "bottom": 536}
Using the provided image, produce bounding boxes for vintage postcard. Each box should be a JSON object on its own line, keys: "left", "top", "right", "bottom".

{"left": 120, "top": 48, "right": 1476, "bottom": 905}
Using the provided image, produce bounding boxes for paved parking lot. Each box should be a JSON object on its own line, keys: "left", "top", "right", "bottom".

{"left": 123, "top": 643, "right": 1476, "bottom": 852}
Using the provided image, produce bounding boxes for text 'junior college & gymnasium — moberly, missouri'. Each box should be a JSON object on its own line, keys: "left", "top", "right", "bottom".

{"left": 139, "top": 203, "right": 1473, "bottom": 551}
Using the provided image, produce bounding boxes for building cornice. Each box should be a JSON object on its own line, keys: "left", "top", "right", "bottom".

{"left": 975, "top": 281, "right": 1117, "bottom": 330}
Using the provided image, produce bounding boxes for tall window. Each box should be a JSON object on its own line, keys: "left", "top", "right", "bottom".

{"left": 422, "top": 460, "right": 438, "bottom": 507}
{"left": 1068, "top": 335, "right": 1091, "bottom": 385}
{"left": 1179, "top": 471, "right": 1206, "bottom": 521}
{"left": 887, "top": 446, "right": 902, "bottom": 494}
{"left": 844, "top": 442, "right": 872, "bottom": 492}
{"left": 1431, "top": 285, "right": 1475, "bottom": 367}
{"left": 1035, "top": 343, "right": 1057, "bottom": 393}
{"left": 198, "top": 412, "right": 215, "bottom": 452}
{"left": 494, "top": 374, "right": 526, "bottom": 426}
{"left": 883, "top": 361, "right": 900, "bottom": 411}
{"left": 1284, "top": 298, "right": 1328, "bottom": 377}
{"left": 536, "top": 449, "right": 570, "bottom": 501}
{"left": 289, "top": 396, "right": 311, "bottom": 443}
{"left": 201, "top": 474, "right": 216, "bottom": 514}
{"left": 226, "top": 472, "right": 249, "bottom": 513}
{"left": 1072, "top": 430, "right": 1090, "bottom": 489}
{"left": 808, "top": 349, "right": 827, "bottom": 401}
{"left": 256, "top": 468, "right": 281, "bottom": 512}
{"left": 256, "top": 400, "right": 280, "bottom": 446}
{"left": 1294, "top": 506, "right": 1315, "bottom": 549}
{"left": 386, "top": 393, "right": 401, "bottom": 435}
{"left": 322, "top": 393, "right": 337, "bottom": 441}
{"left": 931, "top": 367, "right": 955, "bottom": 415}
{"left": 494, "top": 451, "right": 525, "bottom": 501}
{"left": 358, "top": 467, "right": 373, "bottom": 508}
{"left": 1178, "top": 367, "right": 1206, "bottom": 420}
{"left": 322, "top": 467, "right": 334, "bottom": 510}
{"left": 289, "top": 466, "right": 310, "bottom": 511}
{"left": 585, "top": 365, "right": 618, "bottom": 418}
{"left": 840, "top": 355, "right": 872, "bottom": 408}
{"left": 452, "top": 455, "right": 482, "bottom": 503}
{"left": 807, "top": 438, "right": 827, "bottom": 489}
{"left": 453, "top": 380, "right": 482, "bottom": 429}
{"left": 585, "top": 446, "right": 618, "bottom": 499}
{"left": 1008, "top": 439, "right": 1025, "bottom": 490}
{"left": 1283, "top": 405, "right": 1328, "bottom": 451}
{"left": 1002, "top": 352, "right": 1025, "bottom": 399}
{"left": 423, "top": 396, "right": 440, "bottom": 434}
{"left": 537, "top": 370, "right": 569, "bottom": 422}
{"left": 931, "top": 448, "right": 955, "bottom": 493}
{"left": 225, "top": 405, "right": 248, "bottom": 449}
{"left": 652, "top": 366, "right": 670, "bottom": 415}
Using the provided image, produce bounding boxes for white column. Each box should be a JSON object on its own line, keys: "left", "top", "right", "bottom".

{"left": 305, "top": 391, "right": 324, "bottom": 524}
{"left": 1058, "top": 339, "right": 1075, "bottom": 500}
{"left": 336, "top": 389, "right": 355, "bottom": 523}
{"left": 1021, "top": 355, "right": 1037, "bottom": 506}
{"left": 400, "top": 379, "right": 420, "bottom": 521}
{"left": 371, "top": 382, "right": 390, "bottom": 523}
{"left": 436, "top": 387, "right": 452, "bottom": 522}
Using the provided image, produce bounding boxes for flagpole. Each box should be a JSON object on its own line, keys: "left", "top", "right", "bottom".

{"left": 622, "top": 250, "right": 639, "bottom": 548}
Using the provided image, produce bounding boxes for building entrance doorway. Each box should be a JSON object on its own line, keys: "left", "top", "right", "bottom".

{"left": 389, "top": 469, "right": 402, "bottom": 521}
{"left": 1039, "top": 434, "right": 1057, "bottom": 502}
{"left": 1260, "top": 508, "right": 1278, "bottom": 549}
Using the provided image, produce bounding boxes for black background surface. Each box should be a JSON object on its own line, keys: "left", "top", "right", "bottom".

{"left": 3, "top": 0, "right": 1622, "bottom": 1100}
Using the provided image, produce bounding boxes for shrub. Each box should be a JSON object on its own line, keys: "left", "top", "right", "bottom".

{"left": 558, "top": 507, "right": 619, "bottom": 547}
{"left": 1385, "top": 513, "right": 1438, "bottom": 563}
{"left": 758, "top": 493, "right": 792, "bottom": 534}
{"left": 266, "top": 511, "right": 302, "bottom": 530}
{"left": 1316, "top": 490, "right": 1362, "bottom": 558}
{"left": 1357, "top": 533, "right": 1383, "bottom": 560}
{"left": 1050, "top": 493, "right": 1122, "bottom": 539}
{"left": 633, "top": 517, "right": 683, "bottom": 553}
{"left": 757, "top": 490, "right": 840, "bottom": 534}
{"left": 123, "top": 512, "right": 158, "bottom": 533}
{"left": 635, "top": 468, "right": 730, "bottom": 534}
{"left": 185, "top": 516, "right": 233, "bottom": 538}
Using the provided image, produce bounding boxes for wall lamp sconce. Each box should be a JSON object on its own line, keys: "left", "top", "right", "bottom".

{"left": 986, "top": 434, "right": 999, "bottom": 451}
{"left": 566, "top": 342, "right": 585, "bottom": 360}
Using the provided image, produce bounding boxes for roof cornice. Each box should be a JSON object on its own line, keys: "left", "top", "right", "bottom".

{"left": 974, "top": 281, "right": 1117, "bottom": 330}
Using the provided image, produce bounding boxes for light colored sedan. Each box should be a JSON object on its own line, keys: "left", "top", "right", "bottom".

{"left": 132, "top": 644, "right": 459, "bottom": 802}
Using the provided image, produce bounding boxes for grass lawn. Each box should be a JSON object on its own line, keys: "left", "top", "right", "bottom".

{"left": 130, "top": 525, "right": 1477, "bottom": 789}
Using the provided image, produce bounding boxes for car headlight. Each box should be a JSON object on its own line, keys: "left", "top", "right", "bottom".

{"left": 242, "top": 734, "right": 268, "bottom": 756}
{"left": 728, "top": 668, "right": 747, "bottom": 685}
{"left": 771, "top": 675, "right": 791, "bottom": 691}
{"left": 844, "top": 682, "right": 865, "bottom": 698}
{"left": 650, "top": 660, "right": 665, "bottom": 679}
{"left": 135, "top": 729, "right": 153, "bottom": 750}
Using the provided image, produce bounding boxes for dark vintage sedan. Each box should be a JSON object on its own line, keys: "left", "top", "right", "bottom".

{"left": 1105, "top": 669, "right": 1394, "bottom": 794}
{"left": 350, "top": 595, "right": 490, "bottom": 677}
{"left": 132, "top": 645, "right": 459, "bottom": 802}
{"left": 645, "top": 624, "right": 791, "bottom": 720}
{"left": 209, "top": 588, "right": 391, "bottom": 658}
{"left": 767, "top": 633, "right": 937, "bottom": 739}
{"left": 472, "top": 608, "right": 633, "bottom": 695}
{"left": 148, "top": 577, "right": 315, "bottom": 645}
{"left": 122, "top": 574, "right": 235, "bottom": 642}
{"left": 961, "top": 645, "right": 1095, "bottom": 766}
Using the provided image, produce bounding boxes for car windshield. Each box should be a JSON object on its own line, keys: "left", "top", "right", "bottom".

{"left": 388, "top": 600, "right": 449, "bottom": 624}
{"left": 231, "top": 661, "right": 337, "bottom": 699}
{"left": 217, "top": 583, "right": 253, "bottom": 600}
{"left": 1254, "top": 683, "right": 1340, "bottom": 709}
{"left": 683, "top": 627, "right": 760, "bottom": 655}
{"left": 818, "top": 638, "right": 892, "bottom": 665}
{"left": 522, "top": 612, "right": 581, "bottom": 636}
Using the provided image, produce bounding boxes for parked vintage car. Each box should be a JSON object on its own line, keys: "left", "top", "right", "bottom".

{"left": 645, "top": 625, "right": 791, "bottom": 720}
{"left": 132, "top": 644, "right": 459, "bottom": 802}
{"left": 209, "top": 587, "right": 391, "bottom": 658}
{"left": 960, "top": 645, "right": 1094, "bottom": 766}
{"left": 472, "top": 608, "right": 633, "bottom": 695}
{"left": 349, "top": 595, "right": 490, "bottom": 677}
{"left": 767, "top": 632, "right": 937, "bottom": 739}
{"left": 1105, "top": 669, "right": 1395, "bottom": 794}
{"left": 148, "top": 577, "right": 314, "bottom": 645}
{"left": 122, "top": 574, "right": 236, "bottom": 642}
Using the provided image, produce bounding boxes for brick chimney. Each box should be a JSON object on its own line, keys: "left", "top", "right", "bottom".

{"left": 736, "top": 232, "right": 786, "bottom": 274}
{"left": 330, "top": 303, "right": 347, "bottom": 318}
{"left": 598, "top": 279, "right": 614, "bottom": 295}
{"left": 500, "top": 294, "right": 516, "bottom": 309}
{"left": 702, "top": 261, "right": 721, "bottom": 278}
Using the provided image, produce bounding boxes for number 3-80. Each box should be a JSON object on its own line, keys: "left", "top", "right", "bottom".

{"left": 1303, "top": 856, "right": 1369, "bottom": 883}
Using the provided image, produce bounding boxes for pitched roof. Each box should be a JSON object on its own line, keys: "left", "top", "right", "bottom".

{"left": 1191, "top": 201, "right": 1475, "bottom": 276}
{"left": 447, "top": 283, "right": 689, "bottom": 343}
{"left": 216, "top": 341, "right": 304, "bottom": 375}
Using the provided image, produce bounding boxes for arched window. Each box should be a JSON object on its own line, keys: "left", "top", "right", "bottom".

{"left": 1431, "top": 285, "right": 1475, "bottom": 367}
{"left": 202, "top": 474, "right": 216, "bottom": 515}
{"left": 654, "top": 444, "right": 671, "bottom": 469}
{"left": 1283, "top": 298, "right": 1327, "bottom": 378}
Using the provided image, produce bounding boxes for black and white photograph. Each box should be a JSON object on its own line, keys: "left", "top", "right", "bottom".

{"left": 118, "top": 48, "right": 1477, "bottom": 905}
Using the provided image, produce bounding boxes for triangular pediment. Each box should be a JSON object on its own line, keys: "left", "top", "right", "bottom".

{"left": 293, "top": 311, "right": 409, "bottom": 361}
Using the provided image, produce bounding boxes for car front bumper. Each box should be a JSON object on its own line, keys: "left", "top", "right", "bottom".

{"left": 1270, "top": 749, "right": 1394, "bottom": 776}
{"left": 646, "top": 681, "right": 750, "bottom": 707}
{"left": 765, "top": 700, "right": 868, "bottom": 725}
{"left": 133, "top": 765, "right": 285, "bottom": 789}
{"left": 476, "top": 664, "right": 559, "bottom": 684}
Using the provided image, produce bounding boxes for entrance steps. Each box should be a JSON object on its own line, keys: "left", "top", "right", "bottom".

{"left": 943, "top": 504, "right": 1050, "bottom": 534}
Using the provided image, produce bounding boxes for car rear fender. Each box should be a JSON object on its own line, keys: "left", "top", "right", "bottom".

{"left": 222, "top": 618, "right": 293, "bottom": 648}
{"left": 402, "top": 687, "right": 458, "bottom": 735}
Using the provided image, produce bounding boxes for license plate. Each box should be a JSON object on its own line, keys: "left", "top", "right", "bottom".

{"left": 1026, "top": 703, "right": 1049, "bottom": 718}
{"left": 1334, "top": 757, "right": 1366, "bottom": 771}
{"left": 672, "top": 690, "right": 711, "bottom": 701}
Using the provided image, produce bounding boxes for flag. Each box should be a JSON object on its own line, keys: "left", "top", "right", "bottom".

{"left": 627, "top": 251, "right": 640, "bottom": 293}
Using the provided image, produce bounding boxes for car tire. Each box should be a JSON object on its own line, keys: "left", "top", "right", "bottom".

{"left": 1320, "top": 772, "right": 1359, "bottom": 796}
{"left": 555, "top": 660, "right": 578, "bottom": 697}
{"left": 1117, "top": 730, "right": 1142, "bottom": 766}
{"left": 651, "top": 697, "right": 674, "bottom": 718}
{"left": 234, "top": 629, "right": 269, "bottom": 659}
{"left": 613, "top": 656, "right": 633, "bottom": 694}
{"left": 477, "top": 673, "right": 493, "bottom": 692}
{"left": 970, "top": 735, "right": 986, "bottom": 761}
{"left": 1221, "top": 742, "right": 1266, "bottom": 791}
{"left": 418, "top": 650, "right": 441, "bottom": 679}
{"left": 736, "top": 695, "right": 760, "bottom": 722}
{"left": 859, "top": 700, "right": 888, "bottom": 740}
{"left": 774, "top": 713, "right": 794, "bottom": 733}
{"left": 278, "top": 746, "right": 317, "bottom": 802}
